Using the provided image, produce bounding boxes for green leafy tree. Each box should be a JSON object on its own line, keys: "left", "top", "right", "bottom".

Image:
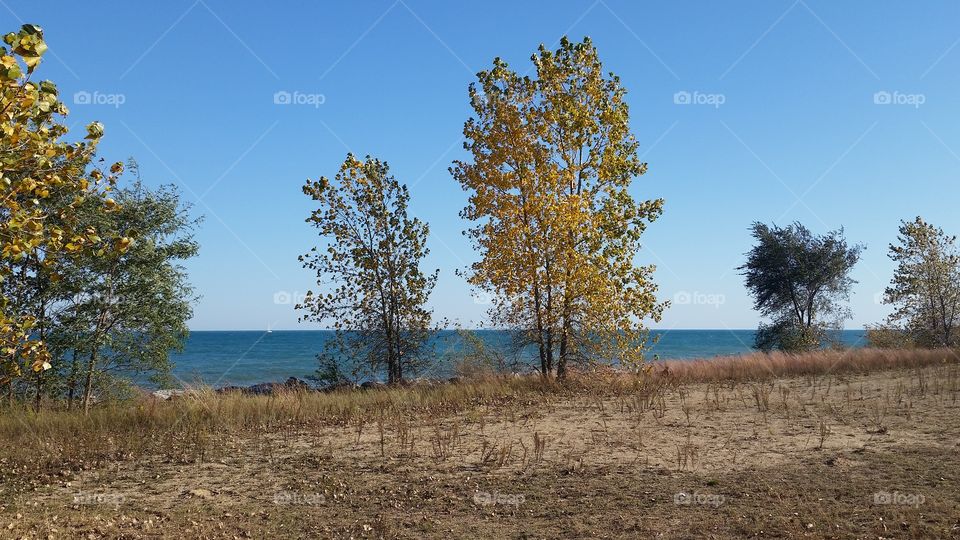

{"left": 452, "top": 36, "right": 665, "bottom": 378}
{"left": 873, "top": 217, "right": 960, "bottom": 348}
{"left": 740, "top": 222, "right": 863, "bottom": 352}
{"left": 55, "top": 171, "right": 199, "bottom": 411}
{"left": 298, "top": 154, "right": 438, "bottom": 385}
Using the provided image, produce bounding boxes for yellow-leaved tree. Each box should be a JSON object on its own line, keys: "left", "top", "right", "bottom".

{"left": 1, "top": 24, "right": 123, "bottom": 396}
{"left": 452, "top": 36, "right": 665, "bottom": 378}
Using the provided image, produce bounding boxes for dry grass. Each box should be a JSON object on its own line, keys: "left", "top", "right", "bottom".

{"left": 651, "top": 346, "right": 958, "bottom": 383}
{"left": 1, "top": 347, "right": 959, "bottom": 538}
{"left": 0, "top": 347, "right": 955, "bottom": 477}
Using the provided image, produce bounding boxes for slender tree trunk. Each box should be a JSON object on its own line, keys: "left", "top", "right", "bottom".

{"left": 33, "top": 371, "right": 42, "bottom": 411}
{"left": 82, "top": 348, "right": 99, "bottom": 414}
{"left": 557, "top": 327, "right": 568, "bottom": 379}
{"left": 66, "top": 349, "right": 80, "bottom": 411}
{"left": 544, "top": 262, "right": 554, "bottom": 375}
{"left": 531, "top": 284, "right": 548, "bottom": 377}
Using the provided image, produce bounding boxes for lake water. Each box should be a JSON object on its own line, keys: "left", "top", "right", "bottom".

{"left": 167, "top": 329, "right": 868, "bottom": 387}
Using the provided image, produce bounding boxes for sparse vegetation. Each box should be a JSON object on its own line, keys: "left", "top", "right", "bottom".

{"left": 1, "top": 348, "right": 958, "bottom": 538}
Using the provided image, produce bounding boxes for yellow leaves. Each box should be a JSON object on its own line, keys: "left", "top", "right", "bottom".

{"left": 85, "top": 121, "right": 104, "bottom": 140}
{"left": 115, "top": 236, "right": 133, "bottom": 253}
{"left": 2, "top": 242, "right": 23, "bottom": 258}
{"left": 23, "top": 219, "right": 42, "bottom": 233}
{"left": 456, "top": 37, "right": 665, "bottom": 370}
{"left": 1, "top": 23, "right": 122, "bottom": 386}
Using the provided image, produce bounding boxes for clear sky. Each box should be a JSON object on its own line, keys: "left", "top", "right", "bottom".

{"left": 9, "top": 1, "right": 960, "bottom": 330}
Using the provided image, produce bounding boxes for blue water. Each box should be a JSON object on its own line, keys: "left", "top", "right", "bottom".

{"left": 166, "top": 329, "right": 867, "bottom": 387}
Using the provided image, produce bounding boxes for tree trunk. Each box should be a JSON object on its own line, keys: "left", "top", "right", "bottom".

{"left": 82, "top": 348, "right": 99, "bottom": 414}
{"left": 66, "top": 349, "right": 80, "bottom": 411}
{"left": 33, "top": 371, "right": 42, "bottom": 411}
{"left": 557, "top": 328, "right": 568, "bottom": 380}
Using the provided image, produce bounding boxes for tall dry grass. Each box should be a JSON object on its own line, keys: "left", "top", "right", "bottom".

{"left": 652, "top": 347, "right": 958, "bottom": 383}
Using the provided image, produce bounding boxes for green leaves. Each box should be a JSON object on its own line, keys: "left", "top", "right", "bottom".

{"left": 879, "top": 217, "right": 960, "bottom": 347}
{"left": 300, "top": 154, "right": 438, "bottom": 384}
{"left": 740, "top": 222, "right": 863, "bottom": 352}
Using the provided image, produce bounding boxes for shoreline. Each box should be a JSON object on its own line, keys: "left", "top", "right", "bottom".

{"left": 147, "top": 346, "right": 957, "bottom": 400}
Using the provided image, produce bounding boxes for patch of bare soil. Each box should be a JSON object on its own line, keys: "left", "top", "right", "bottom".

{"left": 4, "top": 366, "right": 960, "bottom": 538}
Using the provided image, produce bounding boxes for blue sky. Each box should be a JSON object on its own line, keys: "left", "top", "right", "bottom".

{"left": 9, "top": 0, "right": 960, "bottom": 330}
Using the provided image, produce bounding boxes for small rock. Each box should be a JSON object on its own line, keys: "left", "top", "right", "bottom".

{"left": 152, "top": 389, "right": 187, "bottom": 400}
{"left": 188, "top": 489, "right": 214, "bottom": 499}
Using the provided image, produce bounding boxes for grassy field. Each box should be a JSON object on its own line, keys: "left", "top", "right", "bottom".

{"left": 1, "top": 348, "right": 959, "bottom": 539}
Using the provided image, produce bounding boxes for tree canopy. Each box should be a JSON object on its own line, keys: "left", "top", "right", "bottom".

{"left": 740, "top": 222, "right": 863, "bottom": 352}
{"left": 1, "top": 24, "right": 126, "bottom": 395}
{"left": 875, "top": 217, "right": 960, "bottom": 348}
{"left": 452, "top": 36, "right": 665, "bottom": 377}
{"left": 298, "top": 154, "right": 438, "bottom": 385}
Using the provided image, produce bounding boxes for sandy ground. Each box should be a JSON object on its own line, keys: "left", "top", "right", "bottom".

{"left": 3, "top": 365, "right": 960, "bottom": 538}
